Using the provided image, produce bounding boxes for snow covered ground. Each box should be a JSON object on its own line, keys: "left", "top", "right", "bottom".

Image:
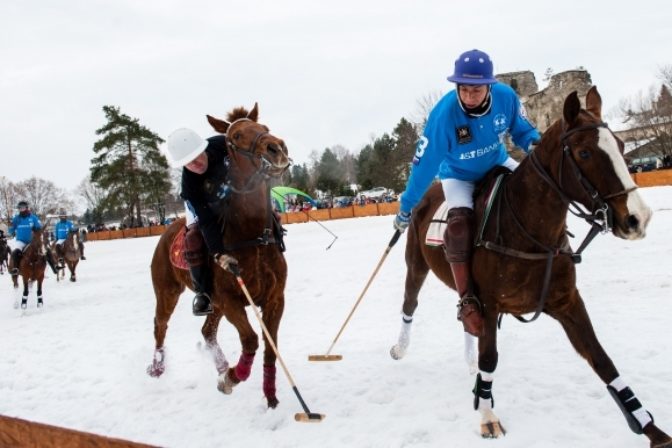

{"left": 1, "top": 186, "right": 671, "bottom": 448}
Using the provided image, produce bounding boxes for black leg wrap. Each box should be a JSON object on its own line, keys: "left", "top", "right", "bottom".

{"left": 607, "top": 385, "right": 653, "bottom": 435}
{"left": 473, "top": 373, "right": 494, "bottom": 411}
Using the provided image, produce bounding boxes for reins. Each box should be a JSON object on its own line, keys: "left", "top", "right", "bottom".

{"left": 476, "top": 121, "right": 636, "bottom": 324}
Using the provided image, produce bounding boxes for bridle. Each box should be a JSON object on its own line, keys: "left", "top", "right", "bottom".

{"left": 478, "top": 120, "right": 637, "bottom": 324}
{"left": 529, "top": 121, "right": 637, "bottom": 239}
{"left": 224, "top": 118, "right": 289, "bottom": 194}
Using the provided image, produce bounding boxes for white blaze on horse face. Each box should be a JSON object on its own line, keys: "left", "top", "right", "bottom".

{"left": 598, "top": 128, "right": 652, "bottom": 239}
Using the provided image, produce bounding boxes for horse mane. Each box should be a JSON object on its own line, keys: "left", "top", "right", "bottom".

{"left": 227, "top": 107, "right": 252, "bottom": 122}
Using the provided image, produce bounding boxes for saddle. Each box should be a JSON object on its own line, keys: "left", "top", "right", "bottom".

{"left": 169, "top": 226, "right": 189, "bottom": 270}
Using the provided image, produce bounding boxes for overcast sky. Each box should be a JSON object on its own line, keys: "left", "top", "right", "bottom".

{"left": 2, "top": 0, "right": 670, "bottom": 193}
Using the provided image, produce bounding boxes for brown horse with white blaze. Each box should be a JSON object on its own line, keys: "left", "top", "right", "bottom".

{"left": 11, "top": 229, "right": 49, "bottom": 310}
{"left": 147, "top": 103, "right": 291, "bottom": 409}
{"left": 390, "top": 87, "right": 671, "bottom": 447}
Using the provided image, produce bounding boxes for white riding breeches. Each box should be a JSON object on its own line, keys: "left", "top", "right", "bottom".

{"left": 441, "top": 157, "right": 520, "bottom": 210}
{"left": 9, "top": 240, "right": 27, "bottom": 252}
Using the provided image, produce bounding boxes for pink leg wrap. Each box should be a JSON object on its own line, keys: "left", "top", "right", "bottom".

{"left": 234, "top": 352, "right": 255, "bottom": 381}
{"left": 263, "top": 364, "right": 277, "bottom": 398}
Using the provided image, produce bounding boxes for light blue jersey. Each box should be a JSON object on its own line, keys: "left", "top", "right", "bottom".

{"left": 400, "top": 83, "right": 540, "bottom": 214}
{"left": 55, "top": 220, "right": 74, "bottom": 240}
{"left": 9, "top": 214, "right": 42, "bottom": 244}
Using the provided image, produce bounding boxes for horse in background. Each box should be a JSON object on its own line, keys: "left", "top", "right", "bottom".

{"left": 55, "top": 230, "right": 81, "bottom": 282}
{"left": 389, "top": 87, "right": 671, "bottom": 447}
{"left": 147, "top": 103, "right": 291, "bottom": 409}
{"left": 0, "top": 235, "right": 9, "bottom": 275}
{"left": 11, "top": 228, "right": 49, "bottom": 310}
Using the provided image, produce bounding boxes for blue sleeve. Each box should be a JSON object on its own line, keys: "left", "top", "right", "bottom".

{"left": 33, "top": 216, "right": 43, "bottom": 231}
{"left": 509, "top": 95, "right": 540, "bottom": 152}
{"left": 399, "top": 106, "right": 448, "bottom": 214}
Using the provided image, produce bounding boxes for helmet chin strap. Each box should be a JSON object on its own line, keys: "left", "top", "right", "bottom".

{"left": 457, "top": 85, "right": 492, "bottom": 117}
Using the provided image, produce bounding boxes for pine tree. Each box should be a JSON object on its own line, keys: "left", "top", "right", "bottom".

{"left": 90, "top": 106, "right": 170, "bottom": 227}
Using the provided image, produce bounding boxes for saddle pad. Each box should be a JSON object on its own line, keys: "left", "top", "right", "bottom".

{"left": 169, "top": 226, "right": 189, "bottom": 270}
{"left": 426, "top": 201, "right": 450, "bottom": 246}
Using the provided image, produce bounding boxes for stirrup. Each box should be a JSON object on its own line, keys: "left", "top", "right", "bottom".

{"left": 457, "top": 293, "right": 484, "bottom": 337}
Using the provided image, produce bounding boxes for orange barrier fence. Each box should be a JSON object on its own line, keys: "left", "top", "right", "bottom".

{"left": 0, "top": 414, "right": 156, "bottom": 448}
{"left": 84, "top": 168, "right": 672, "bottom": 243}
{"left": 631, "top": 168, "right": 672, "bottom": 187}
{"left": 86, "top": 202, "right": 400, "bottom": 241}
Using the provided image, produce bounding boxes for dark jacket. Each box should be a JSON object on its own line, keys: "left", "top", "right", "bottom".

{"left": 180, "top": 135, "right": 229, "bottom": 255}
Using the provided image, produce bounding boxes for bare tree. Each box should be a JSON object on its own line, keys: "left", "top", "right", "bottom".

{"left": 0, "top": 176, "right": 18, "bottom": 224}
{"left": 77, "top": 176, "right": 107, "bottom": 213}
{"left": 619, "top": 83, "right": 672, "bottom": 161}
{"left": 14, "top": 177, "right": 73, "bottom": 220}
{"left": 411, "top": 90, "right": 443, "bottom": 129}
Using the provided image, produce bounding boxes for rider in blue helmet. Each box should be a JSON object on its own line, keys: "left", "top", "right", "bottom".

{"left": 394, "top": 49, "right": 541, "bottom": 337}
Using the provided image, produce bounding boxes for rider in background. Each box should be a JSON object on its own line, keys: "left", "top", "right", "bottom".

{"left": 393, "top": 49, "right": 541, "bottom": 337}
{"left": 8, "top": 200, "right": 59, "bottom": 275}
{"left": 164, "top": 128, "right": 238, "bottom": 316}
{"left": 54, "top": 210, "right": 86, "bottom": 265}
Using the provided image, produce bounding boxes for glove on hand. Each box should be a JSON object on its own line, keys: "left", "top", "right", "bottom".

{"left": 393, "top": 211, "right": 411, "bottom": 233}
{"left": 214, "top": 253, "right": 239, "bottom": 273}
{"left": 528, "top": 139, "right": 541, "bottom": 152}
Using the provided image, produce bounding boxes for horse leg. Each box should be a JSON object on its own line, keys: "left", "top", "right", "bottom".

{"left": 69, "top": 260, "right": 77, "bottom": 282}
{"left": 200, "top": 311, "right": 229, "bottom": 375}
{"left": 36, "top": 278, "right": 43, "bottom": 308}
{"left": 218, "top": 302, "right": 259, "bottom": 395}
{"left": 474, "top": 307, "right": 506, "bottom": 438}
{"left": 390, "top": 229, "right": 430, "bottom": 360}
{"left": 21, "top": 277, "right": 29, "bottom": 310}
{"left": 550, "top": 295, "right": 672, "bottom": 447}
{"left": 258, "top": 292, "right": 285, "bottom": 409}
{"left": 147, "top": 275, "right": 184, "bottom": 378}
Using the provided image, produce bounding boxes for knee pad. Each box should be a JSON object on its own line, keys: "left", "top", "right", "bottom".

{"left": 443, "top": 207, "right": 475, "bottom": 263}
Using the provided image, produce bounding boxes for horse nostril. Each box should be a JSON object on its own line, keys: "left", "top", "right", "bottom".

{"left": 626, "top": 214, "right": 639, "bottom": 230}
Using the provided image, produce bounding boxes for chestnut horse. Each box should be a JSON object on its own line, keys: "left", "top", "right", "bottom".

{"left": 55, "top": 230, "right": 80, "bottom": 282}
{"left": 11, "top": 229, "right": 48, "bottom": 310}
{"left": 147, "top": 103, "right": 291, "bottom": 408}
{"left": 390, "top": 87, "right": 671, "bottom": 447}
{"left": 0, "top": 236, "right": 9, "bottom": 275}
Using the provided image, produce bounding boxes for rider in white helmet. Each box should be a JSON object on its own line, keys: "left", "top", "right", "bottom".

{"left": 165, "top": 128, "right": 238, "bottom": 316}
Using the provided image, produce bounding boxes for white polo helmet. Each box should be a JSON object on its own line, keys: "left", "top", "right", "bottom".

{"left": 166, "top": 128, "right": 208, "bottom": 167}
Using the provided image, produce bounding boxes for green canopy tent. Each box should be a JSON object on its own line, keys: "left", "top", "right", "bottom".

{"left": 271, "top": 186, "right": 316, "bottom": 212}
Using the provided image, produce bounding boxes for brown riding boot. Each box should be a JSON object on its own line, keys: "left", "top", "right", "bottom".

{"left": 444, "top": 207, "right": 484, "bottom": 337}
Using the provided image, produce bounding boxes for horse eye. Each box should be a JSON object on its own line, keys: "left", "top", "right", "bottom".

{"left": 234, "top": 132, "right": 241, "bottom": 140}
{"left": 578, "top": 149, "right": 591, "bottom": 160}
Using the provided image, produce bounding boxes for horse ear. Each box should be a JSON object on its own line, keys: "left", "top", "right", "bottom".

{"left": 563, "top": 91, "right": 581, "bottom": 127}
{"left": 585, "top": 86, "right": 602, "bottom": 120}
{"left": 247, "top": 102, "right": 259, "bottom": 122}
{"left": 206, "top": 114, "right": 231, "bottom": 134}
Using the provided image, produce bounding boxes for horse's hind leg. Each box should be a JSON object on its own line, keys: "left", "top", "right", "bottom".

{"left": 200, "top": 311, "right": 229, "bottom": 376}
{"left": 550, "top": 293, "right": 672, "bottom": 447}
{"left": 390, "top": 228, "right": 430, "bottom": 360}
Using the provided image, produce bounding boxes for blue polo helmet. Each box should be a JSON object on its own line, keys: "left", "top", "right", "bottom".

{"left": 447, "top": 49, "right": 497, "bottom": 85}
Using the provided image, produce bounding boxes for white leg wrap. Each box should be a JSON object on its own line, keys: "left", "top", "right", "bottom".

{"left": 464, "top": 333, "right": 478, "bottom": 375}
{"left": 390, "top": 313, "right": 413, "bottom": 360}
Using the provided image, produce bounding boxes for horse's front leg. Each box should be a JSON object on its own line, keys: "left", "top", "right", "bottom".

{"left": 474, "top": 308, "right": 506, "bottom": 439}
{"left": 20, "top": 277, "right": 29, "bottom": 310}
{"left": 218, "top": 300, "right": 259, "bottom": 396}
{"left": 551, "top": 294, "right": 672, "bottom": 448}
{"left": 36, "top": 278, "right": 43, "bottom": 308}
{"left": 259, "top": 293, "right": 285, "bottom": 409}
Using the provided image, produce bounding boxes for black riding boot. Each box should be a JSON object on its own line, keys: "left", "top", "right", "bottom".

{"left": 10, "top": 249, "right": 21, "bottom": 275}
{"left": 189, "top": 264, "right": 213, "bottom": 316}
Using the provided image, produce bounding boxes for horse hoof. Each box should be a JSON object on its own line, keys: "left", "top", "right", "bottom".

{"left": 146, "top": 363, "right": 164, "bottom": 378}
{"left": 267, "top": 396, "right": 279, "bottom": 409}
{"left": 480, "top": 421, "right": 506, "bottom": 439}
{"left": 217, "top": 372, "right": 236, "bottom": 394}
{"left": 390, "top": 344, "right": 406, "bottom": 360}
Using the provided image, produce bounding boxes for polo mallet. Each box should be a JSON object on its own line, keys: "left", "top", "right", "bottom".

{"left": 303, "top": 211, "right": 338, "bottom": 250}
{"left": 308, "top": 230, "right": 402, "bottom": 361}
{"left": 229, "top": 264, "right": 325, "bottom": 422}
